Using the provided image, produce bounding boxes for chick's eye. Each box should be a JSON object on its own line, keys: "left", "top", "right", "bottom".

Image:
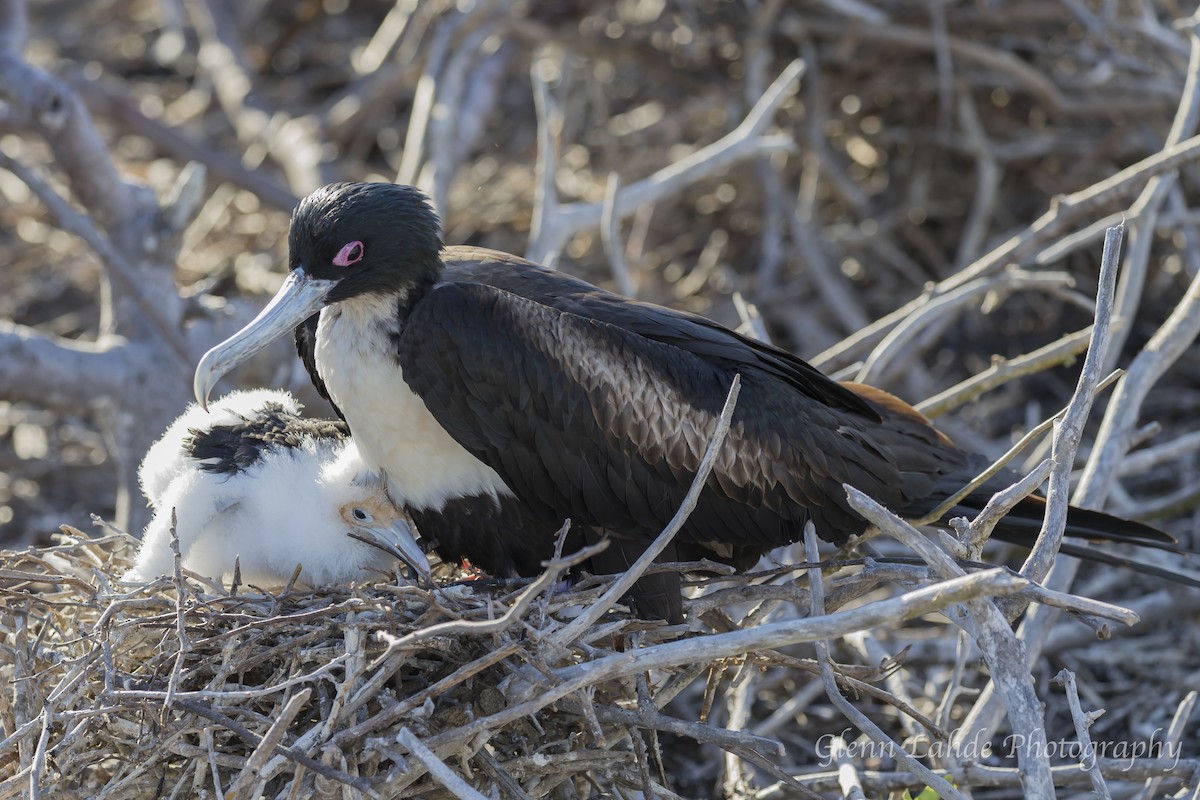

{"left": 352, "top": 508, "right": 370, "bottom": 522}
{"left": 333, "top": 240, "right": 364, "bottom": 267}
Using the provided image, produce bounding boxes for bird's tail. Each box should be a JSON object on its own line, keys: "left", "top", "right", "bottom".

{"left": 926, "top": 477, "right": 1200, "bottom": 589}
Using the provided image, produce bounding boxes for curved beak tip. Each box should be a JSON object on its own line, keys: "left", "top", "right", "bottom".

{"left": 189, "top": 268, "right": 335, "bottom": 411}
{"left": 193, "top": 362, "right": 214, "bottom": 411}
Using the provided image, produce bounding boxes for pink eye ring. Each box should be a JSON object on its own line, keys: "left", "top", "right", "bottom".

{"left": 333, "top": 241, "right": 364, "bottom": 267}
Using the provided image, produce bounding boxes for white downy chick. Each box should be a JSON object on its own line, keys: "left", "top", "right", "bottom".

{"left": 124, "top": 389, "right": 429, "bottom": 587}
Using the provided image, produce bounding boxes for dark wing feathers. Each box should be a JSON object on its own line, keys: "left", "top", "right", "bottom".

{"left": 441, "top": 251, "right": 883, "bottom": 422}
{"left": 371, "top": 247, "right": 1189, "bottom": 608}
{"left": 397, "top": 278, "right": 954, "bottom": 550}
{"left": 426, "top": 251, "right": 1183, "bottom": 560}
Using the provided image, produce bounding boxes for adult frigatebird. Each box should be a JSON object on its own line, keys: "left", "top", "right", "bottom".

{"left": 125, "top": 388, "right": 430, "bottom": 586}
{"left": 193, "top": 182, "right": 1193, "bottom": 620}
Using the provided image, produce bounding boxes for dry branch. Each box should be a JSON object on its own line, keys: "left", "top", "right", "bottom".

{"left": 1016, "top": 224, "right": 1123, "bottom": 587}
{"left": 526, "top": 60, "right": 804, "bottom": 263}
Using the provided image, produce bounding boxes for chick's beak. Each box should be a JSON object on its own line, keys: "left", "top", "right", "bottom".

{"left": 193, "top": 268, "right": 336, "bottom": 408}
{"left": 349, "top": 518, "right": 432, "bottom": 584}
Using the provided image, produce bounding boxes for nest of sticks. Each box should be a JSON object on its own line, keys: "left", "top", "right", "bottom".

{"left": 2, "top": 507, "right": 1197, "bottom": 798}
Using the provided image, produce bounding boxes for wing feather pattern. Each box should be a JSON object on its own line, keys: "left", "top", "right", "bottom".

{"left": 396, "top": 278, "right": 960, "bottom": 551}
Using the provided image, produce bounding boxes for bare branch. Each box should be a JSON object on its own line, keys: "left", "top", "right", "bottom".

{"left": 1016, "top": 224, "right": 1122, "bottom": 585}
{"left": 525, "top": 60, "right": 805, "bottom": 263}
{"left": 916, "top": 326, "right": 1096, "bottom": 418}
{"left": 69, "top": 76, "right": 298, "bottom": 212}
{"left": 843, "top": 487, "right": 1056, "bottom": 796}
{"left": 1103, "top": 29, "right": 1200, "bottom": 374}
{"left": 804, "top": 523, "right": 965, "bottom": 800}
{"left": 0, "top": 322, "right": 130, "bottom": 407}
{"left": 816, "top": 132, "right": 1200, "bottom": 370}
{"left": 499, "top": 568, "right": 1025, "bottom": 710}
{"left": 856, "top": 268, "right": 1079, "bottom": 384}
{"left": 600, "top": 173, "right": 636, "bottom": 297}
{"left": 1055, "top": 669, "right": 1112, "bottom": 800}
{"left": 1079, "top": 241, "right": 1200, "bottom": 502}
{"left": 397, "top": 727, "right": 488, "bottom": 800}
{"left": 187, "top": 0, "right": 324, "bottom": 193}
{"left": 0, "top": 53, "right": 148, "bottom": 229}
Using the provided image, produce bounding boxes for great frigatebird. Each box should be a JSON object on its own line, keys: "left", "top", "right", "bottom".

{"left": 125, "top": 388, "right": 430, "bottom": 586}
{"left": 192, "top": 182, "right": 1195, "bottom": 620}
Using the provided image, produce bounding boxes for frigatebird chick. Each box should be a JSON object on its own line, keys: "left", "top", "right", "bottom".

{"left": 124, "top": 389, "right": 430, "bottom": 587}
{"left": 192, "top": 183, "right": 1195, "bottom": 621}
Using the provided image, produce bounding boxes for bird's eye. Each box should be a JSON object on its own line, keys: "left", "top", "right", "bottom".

{"left": 333, "top": 240, "right": 364, "bottom": 267}
{"left": 352, "top": 507, "right": 371, "bottom": 522}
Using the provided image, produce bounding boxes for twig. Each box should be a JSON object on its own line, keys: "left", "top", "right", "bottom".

{"left": 1054, "top": 669, "right": 1111, "bottom": 800}
{"left": 187, "top": 0, "right": 323, "bottom": 192}
{"left": 912, "top": 369, "right": 1122, "bottom": 528}
{"left": 527, "top": 50, "right": 564, "bottom": 266}
{"left": 1079, "top": 236, "right": 1200, "bottom": 502}
{"left": 163, "top": 510, "right": 190, "bottom": 717}
{"left": 1139, "top": 690, "right": 1196, "bottom": 800}
{"left": 804, "top": 523, "right": 964, "bottom": 800}
{"left": 0, "top": 151, "right": 192, "bottom": 370}
{"left": 950, "top": 458, "right": 1054, "bottom": 557}
{"left": 795, "top": 16, "right": 1167, "bottom": 113}
{"left": 600, "top": 173, "right": 636, "bottom": 296}
{"left": 394, "top": 8, "right": 459, "bottom": 188}
{"left": 779, "top": 758, "right": 1199, "bottom": 793}
{"left": 224, "top": 689, "right": 313, "bottom": 800}
{"left": 0, "top": 321, "right": 129, "bottom": 408}
{"left": 28, "top": 708, "right": 50, "bottom": 800}
{"left": 815, "top": 132, "right": 1200, "bottom": 370}
{"left": 474, "top": 749, "right": 532, "bottom": 800}
{"left": 954, "top": 82, "right": 1000, "bottom": 268}
{"left": 567, "top": 700, "right": 783, "bottom": 757}
{"left": 69, "top": 76, "right": 298, "bottom": 211}
{"left": 109, "top": 655, "right": 350, "bottom": 702}
{"left": 1117, "top": 430, "right": 1200, "bottom": 475}
{"left": 1015, "top": 225, "right": 1123, "bottom": 585}
{"left": 372, "top": 540, "right": 606, "bottom": 665}
{"left": 844, "top": 487, "right": 1056, "bottom": 797}
{"left": 916, "top": 326, "right": 1096, "bottom": 418}
{"left": 1104, "top": 29, "right": 1200, "bottom": 373}
{"left": 330, "top": 641, "right": 522, "bottom": 750}
{"left": 829, "top": 735, "right": 868, "bottom": 800}
{"left": 525, "top": 60, "right": 804, "bottom": 263}
{"left": 173, "top": 701, "right": 377, "bottom": 794}
{"left": 425, "top": 8, "right": 502, "bottom": 215}
{"left": 354, "top": 0, "right": 419, "bottom": 73}
{"left": 493, "top": 568, "right": 1025, "bottom": 723}
{"left": 745, "top": 0, "right": 787, "bottom": 292}
{"left": 396, "top": 728, "right": 488, "bottom": 800}
{"left": 856, "top": 268, "right": 1076, "bottom": 384}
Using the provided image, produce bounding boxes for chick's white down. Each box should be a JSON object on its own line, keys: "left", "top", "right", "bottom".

{"left": 125, "top": 389, "right": 423, "bottom": 586}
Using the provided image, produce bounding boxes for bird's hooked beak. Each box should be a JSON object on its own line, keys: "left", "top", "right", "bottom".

{"left": 193, "top": 268, "right": 336, "bottom": 408}
{"left": 349, "top": 518, "right": 433, "bottom": 584}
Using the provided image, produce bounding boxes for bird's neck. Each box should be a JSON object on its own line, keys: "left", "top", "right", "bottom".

{"left": 395, "top": 264, "right": 438, "bottom": 322}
